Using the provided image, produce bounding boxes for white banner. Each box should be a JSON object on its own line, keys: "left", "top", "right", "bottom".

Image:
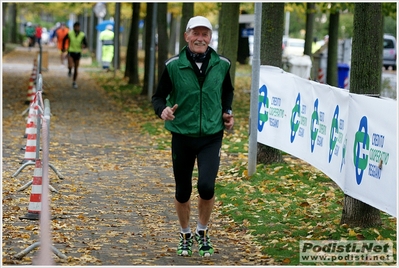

{"left": 258, "top": 65, "right": 397, "bottom": 217}
{"left": 344, "top": 94, "right": 397, "bottom": 217}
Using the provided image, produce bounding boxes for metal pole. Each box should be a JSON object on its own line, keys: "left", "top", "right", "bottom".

{"left": 248, "top": 3, "right": 262, "bottom": 176}
{"left": 34, "top": 102, "right": 54, "bottom": 265}
{"left": 147, "top": 3, "right": 157, "bottom": 101}
{"left": 83, "top": 9, "right": 88, "bottom": 41}
{"left": 89, "top": 10, "right": 94, "bottom": 53}
{"left": 96, "top": 17, "right": 103, "bottom": 64}
{"left": 35, "top": 75, "right": 42, "bottom": 161}
{"left": 38, "top": 45, "right": 42, "bottom": 74}
{"left": 285, "top": 11, "right": 290, "bottom": 38}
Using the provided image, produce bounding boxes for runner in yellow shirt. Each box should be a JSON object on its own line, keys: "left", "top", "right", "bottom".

{"left": 62, "top": 22, "right": 87, "bottom": 89}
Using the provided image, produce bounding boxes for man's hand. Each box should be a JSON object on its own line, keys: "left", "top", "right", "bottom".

{"left": 223, "top": 112, "right": 234, "bottom": 130}
{"left": 161, "top": 104, "right": 178, "bottom": 121}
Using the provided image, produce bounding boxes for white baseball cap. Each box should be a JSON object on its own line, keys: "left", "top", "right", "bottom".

{"left": 186, "top": 16, "right": 212, "bottom": 31}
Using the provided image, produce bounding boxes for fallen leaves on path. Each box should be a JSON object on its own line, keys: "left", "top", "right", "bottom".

{"left": 2, "top": 48, "right": 271, "bottom": 266}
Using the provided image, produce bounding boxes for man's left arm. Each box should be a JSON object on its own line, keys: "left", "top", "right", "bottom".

{"left": 82, "top": 36, "right": 88, "bottom": 49}
{"left": 221, "top": 70, "right": 234, "bottom": 130}
{"left": 221, "top": 70, "right": 234, "bottom": 113}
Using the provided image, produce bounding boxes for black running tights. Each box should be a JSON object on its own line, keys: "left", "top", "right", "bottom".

{"left": 171, "top": 131, "right": 223, "bottom": 203}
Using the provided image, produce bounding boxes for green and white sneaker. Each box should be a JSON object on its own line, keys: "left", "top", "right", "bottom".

{"left": 177, "top": 232, "right": 193, "bottom": 256}
{"left": 195, "top": 229, "right": 214, "bottom": 257}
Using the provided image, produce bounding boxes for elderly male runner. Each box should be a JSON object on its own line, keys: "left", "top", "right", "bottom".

{"left": 152, "top": 16, "right": 234, "bottom": 257}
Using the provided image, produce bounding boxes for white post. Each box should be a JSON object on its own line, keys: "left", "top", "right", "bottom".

{"left": 93, "top": 3, "right": 107, "bottom": 64}
{"left": 248, "top": 3, "right": 262, "bottom": 176}
{"left": 285, "top": 11, "right": 290, "bottom": 37}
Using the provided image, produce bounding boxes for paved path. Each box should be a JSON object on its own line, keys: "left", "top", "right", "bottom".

{"left": 2, "top": 46, "right": 266, "bottom": 266}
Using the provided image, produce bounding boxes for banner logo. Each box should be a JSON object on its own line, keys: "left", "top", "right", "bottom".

{"left": 340, "top": 137, "right": 347, "bottom": 172}
{"left": 310, "top": 99, "right": 319, "bottom": 152}
{"left": 328, "top": 105, "right": 340, "bottom": 162}
{"left": 353, "top": 116, "right": 369, "bottom": 185}
{"left": 290, "top": 93, "right": 301, "bottom": 143}
{"left": 258, "top": 85, "right": 269, "bottom": 132}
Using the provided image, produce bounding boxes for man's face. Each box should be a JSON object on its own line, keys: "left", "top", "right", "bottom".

{"left": 185, "top": 26, "right": 212, "bottom": 54}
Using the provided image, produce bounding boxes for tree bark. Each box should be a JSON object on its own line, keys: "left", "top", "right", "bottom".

{"left": 157, "top": 3, "right": 168, "bottom": 83}
{"left": 179, "top": 3, "right": 194, "bottom": 52}
{"left": 9, "top": 3, "right": 17, "bottom": 43}
{"left": 340, "top": 3, "right": 383, "bottom": 228}
{"left": 326, "top": 4, "right": 339, "bottom": 87}
{"left": 340, "top": 195, "right": 382, "bottom": 227}
{"left": 2, "top": 3, "right": 8, "bottom": 50}
{"left": 142, "top": 3, "right": 156, "bottom": 96}
{"left": 349, "top": 3, "right": 383, "bottom": 95}
{"left": 304, "top": 3, "right": 315, "bottom": 57}
{"left": 218, "top": 3, "right": 240, "bottom": 85}
{"left": 124, "top": 3, "right": 140, "bottom": 85}
{"left": 114, "top": 3, "right": 121, "bottom": 70}
{"left": 257, "top": 3, "right": 285, "bottom": 164}
{"left": 168, "top": 14, "right": 177, "bottom": 55}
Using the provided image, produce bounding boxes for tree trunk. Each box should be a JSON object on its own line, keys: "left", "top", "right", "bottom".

{"left": 179, "top": 3, "right": 194, "bottom": 52}
{"left": 340, "top": 3, "right": 383, "bottom": 228}
{"left": 157, "top": 3, "right": 168, "bottom": 83}
{"left": 2, "top": 3, "right": 8, "bottom": 50}
{"left": 257, "top": 3, "right": 285, "bottom": 164}
{"left": 9, "top": 3, "right": 17, "bottom": 43}
{"left": 141, "top": 3, "right": 156, "bottom": 96}
{"left": 340, "top": 194, "right": 382, "bottom": 227}
{"left": 304, "top": 3, "right": 315, "bottom": 57}
{"left": 114, "top": 3, "right": 121, "bottom": 70}
{"left": 124, "top": 3, "right": 140, "bottom": 85}
{"left": 218, "top": 3, "right": 240, "bottom": 85}
{"left": 349, "top": 3, "right": 383, "bottom": 95}
{"left": 326, "top": 4, "right": 339, "bottom": 87}
{"left": 168, "top": 14, "right": 177, "bottom": 55}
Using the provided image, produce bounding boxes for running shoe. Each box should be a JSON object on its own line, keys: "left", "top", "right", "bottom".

{"left": 72, "top": 82, "right": 78, "bottom": 89}
{"left": 177, "top": 232, "right": 193, "bottom": 256}
{"left": 195, "top": 229, "right": 214, "bottom": 257}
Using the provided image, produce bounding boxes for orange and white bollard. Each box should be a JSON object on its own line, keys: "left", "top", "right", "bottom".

{"left": 23, "top": 103, "right": 37, "bottom": 139}
{"left": 31, "top": 60, "right": 37, "bottom": 80}
{"left": 19, "top": 159, "right": 42, "bottom": 220}
{"left": 344, "top": 77, "right": 349, "bottom": 90}
{"left": 318, "top": 68, "right": 325, "bottom": 84}
{"left": 20, "top": 107, "right": 37, "bottom": 164}
{"left": 26, "top": 78, "right": 36, "bottom": 105}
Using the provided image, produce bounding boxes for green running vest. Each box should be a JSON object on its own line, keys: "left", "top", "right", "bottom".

{"left": 165, "top": 48, "right": 231, "bottom": 137}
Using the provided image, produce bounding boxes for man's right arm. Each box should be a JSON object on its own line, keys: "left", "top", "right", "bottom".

{"left": 151, "top": 68, "right": 173, "bottom": 118}
{"left": 62, "top": 34, "right": 69, "bottom": 51}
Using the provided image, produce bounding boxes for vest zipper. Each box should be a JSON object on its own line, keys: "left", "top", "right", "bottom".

{"left": 199, "top": 64, "right": 213, "bottom": 137}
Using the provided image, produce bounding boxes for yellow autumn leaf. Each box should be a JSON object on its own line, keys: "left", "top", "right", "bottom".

{"left": 348, "top": 229, "right": 357, "bottom": 236}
